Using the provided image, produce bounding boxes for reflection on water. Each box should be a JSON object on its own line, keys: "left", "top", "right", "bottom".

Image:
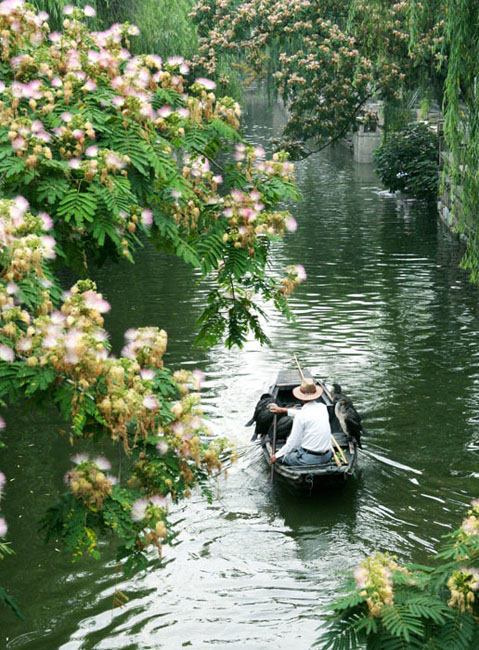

{"left": 3, "top": 90, "right": 479, "bottom": 649}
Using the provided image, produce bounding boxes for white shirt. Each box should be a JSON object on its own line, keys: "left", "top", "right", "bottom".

{"left": 275, "top": 401, "right": 331, "bottom": 458}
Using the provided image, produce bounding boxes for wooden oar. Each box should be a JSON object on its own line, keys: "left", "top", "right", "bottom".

{"left": 270, "top": 413, "right": 277, "bottom": 482}
{"left": 330, "top": 446, "right": 341, "bottom": 466}
{"left": 331, "top": 434, "right": 348, "bottom": 465}
{"left": 293, "top": 352, "right": 305, "bottom": 380}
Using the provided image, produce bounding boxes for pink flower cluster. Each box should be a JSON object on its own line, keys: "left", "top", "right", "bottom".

{"left": 353, "top": 552, "right": 408, "bottom": 617}
{"left": 0, "top": 196, "right": 55, "bottom": 288}
{"left": 279, "top": 264, "right": 307, "bottom": 296}
{"left": 64, "top": 454, "right": 117, "bottom": 508}
{"left": 121, "top": 327, "right": 168, "bottom": 368}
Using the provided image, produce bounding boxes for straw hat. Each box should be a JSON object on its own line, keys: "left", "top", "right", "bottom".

{"left": 292, "top": 378, "right": 324, "bottom": 401}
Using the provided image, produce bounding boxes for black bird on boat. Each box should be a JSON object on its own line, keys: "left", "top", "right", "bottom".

{"left": 245, "top": 392, "right": 293, "bottom": 441}
{"left": 245, "top": 393, "right": 275, "bottom": 440}
{"left": 330, "top": 383, "right": 364, "bottom": 449}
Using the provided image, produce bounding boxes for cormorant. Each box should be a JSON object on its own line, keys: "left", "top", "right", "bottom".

{"left": 329, "top": 383, "right": 364, "bottom": 448}
{"left": 245, "top": 393, "right": 293, "bottom": 441}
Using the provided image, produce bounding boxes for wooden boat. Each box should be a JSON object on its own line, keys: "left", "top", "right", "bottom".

{"left": 259, "top": 368, "right": 359, "bottom": 494}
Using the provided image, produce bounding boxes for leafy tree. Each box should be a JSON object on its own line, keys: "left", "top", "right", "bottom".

{"left": 190, "top": 0, "right": 442, "bottom": 158}
{"left": 0, "top": 0, "right": 304, "bottom": 617}
{"left": 0, "top": 1, "right": 300, "bottom": 347}
{"left": 320, "top": 499, "right": 479, "bottom": 649}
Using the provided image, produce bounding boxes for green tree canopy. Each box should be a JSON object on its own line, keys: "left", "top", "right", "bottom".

{"left": 0, "top": 0, "right": 303, "bottom": 617}
{"left": 190, "top": 0, "right": 442, "bottom": 158}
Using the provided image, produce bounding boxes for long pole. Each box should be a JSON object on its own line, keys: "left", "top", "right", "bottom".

{"left": 331, "top": 447, "right": 342, "bottom": 467}
{"left": 270, "top": 414, "right": 277, "bottom": 482}
{"left": 293, "top": 352, "right": 305, "bottom": 381}
{"left": 319, "top": 382, "right": 349, "bottom": 465}
{"left": 331, "top": 434, "right": 348, "bottom": 465}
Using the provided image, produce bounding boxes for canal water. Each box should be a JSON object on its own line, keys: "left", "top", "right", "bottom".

{"left": 2, "top": 90, "right": 479, "bottom": 649}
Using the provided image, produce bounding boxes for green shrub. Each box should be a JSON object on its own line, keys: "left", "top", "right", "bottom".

{"left": 374, "top": 122, "right": 439, "bottom": 200}
{"left": 320, "top": 498, "right": 479, "bottom": 649}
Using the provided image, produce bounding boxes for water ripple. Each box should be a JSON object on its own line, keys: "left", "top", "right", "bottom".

{"left": 4, "top": 90, "right": 479, "bottom": 650}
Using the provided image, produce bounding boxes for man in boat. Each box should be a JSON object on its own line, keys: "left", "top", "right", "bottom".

{"left": 269, "top": 377, "right": 333, "bottom": 466}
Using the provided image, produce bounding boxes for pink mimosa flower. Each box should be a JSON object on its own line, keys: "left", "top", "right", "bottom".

{"left": 131, "top": 498, "right": 148, "bottom": 521}
{"left": 83, "top": 290, "right": 111, "bottom": 314}
{"left": 68, "top": 158, "right": 81, "bottom": 169}
{"left": 71, "top": 452, "right": 89, "bottom": 465}
{"left": 38, "top": 212, "right": 53, "bottom": 230}
{"left": 150, "top": 495, "right": 167, "bottom": 509}
{"left": 156, "top": 440, "right": 168, "bottom": 454}
{"left": 93, "top": 455, "right": 111, "bottom": 471}
{"left": 50, "top": 311, "right": 66, "bottom": 325}
{"left": 83, "top": 79, "right": 97, "bottom": 92}
{"left": 12, "top": 136, "right": 25, "bottom": 151}
{"left": 141, "top": 209, "right": 153, "bottom": 227}
{"left": 295, "top": 264, "right": 307, "bottom": 280}
{"left": 143, "top": 394, "right": 159, "bottom": 410}
{"left": 192, "top": 369, "right": 205, "bottom": 389}
{"left": 0, "top": 344, "right": 14, "bottom": 362}
{"left": 124, "top": 328, "right": 137, "bottom": 342}
{"left": 285, "top": 216, "right": 297, "bottom": 232}
{"left": 31, "top": 120, "right": 44, "bottom": 133}
{"left": 13, "top": 196, "right": 29, "bottom": 214}
{"left": 17, "top": 338, "right": 32, "bottom": 352}
{"left": 195, "top": 77, "right": 216, "bottom": 90}
{"left": 167, "top": 56, "right": 184, "bottom": 66}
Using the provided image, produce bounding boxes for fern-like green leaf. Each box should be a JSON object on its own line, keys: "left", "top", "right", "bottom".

{"left": 176, "top": 240, "right": 201, "bottom": 267}
{"left": 0, "top": 587, "right": 24, "bottom": 620}
{"left": 36, "top": 176, "right": 70, "bottom": 205}
{"left": 57, "top": 190, "right": 97, "bottom": 226}
{"left": 381, "top": 604, "right": 424, "bottom": 641}
{"left": 223, "top": 246, "right": 250, "bottom": 280}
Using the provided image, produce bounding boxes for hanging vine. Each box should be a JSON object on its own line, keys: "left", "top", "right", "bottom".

{"left": 441, "top": 0, "right": 479, "bottom": 281}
